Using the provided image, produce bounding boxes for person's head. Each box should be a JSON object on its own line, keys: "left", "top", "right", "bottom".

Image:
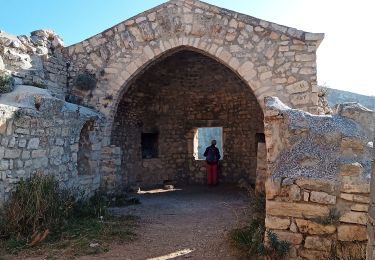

{"left": 211, "top": 139, "right": 216, "bottom": 146}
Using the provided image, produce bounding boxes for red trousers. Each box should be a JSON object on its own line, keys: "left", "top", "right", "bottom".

{"left": 207, "top": 164, "right": 218, "bottom": 185}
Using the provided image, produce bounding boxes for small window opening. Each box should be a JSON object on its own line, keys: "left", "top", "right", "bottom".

{"left": 78, "top": 120, "right": 95, "bottom": 175}
{"left": 193, "top": 127, "right": 223, "bottom": 160}
{"left": 256, "top": 133, "right": 265, "bottom": 143}
{"left": 142, "top": 133, "right": 159, "bottom": 159}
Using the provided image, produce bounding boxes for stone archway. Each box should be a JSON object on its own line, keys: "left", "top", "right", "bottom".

{"left": 110, "top": 48, "right": 264, "bottom": 188}
{"left": 62, "top": 0, "right": 324, "bottom": 192}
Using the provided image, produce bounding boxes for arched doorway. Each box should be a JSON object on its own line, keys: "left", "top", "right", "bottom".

{"left": 111, "top": 49, "right": 264, "bottom": 188}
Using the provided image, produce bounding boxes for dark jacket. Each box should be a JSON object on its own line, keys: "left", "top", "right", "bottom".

{"left": 203, "top": 145, "right": 221, "bottom": 165}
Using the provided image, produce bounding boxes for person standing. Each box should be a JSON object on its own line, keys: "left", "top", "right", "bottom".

{"left": 203, "top": 139, "right": 221, "bottom": 186}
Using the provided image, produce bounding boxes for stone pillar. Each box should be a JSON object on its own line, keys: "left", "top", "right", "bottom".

{"left": 100, "top": 145, "right": 123, "bottom": 194}
{"left": 255, "top": 142, "right": 267, "bottom": 192}
{"left": 368, "top": 138, "right": 375, "bottom": 259}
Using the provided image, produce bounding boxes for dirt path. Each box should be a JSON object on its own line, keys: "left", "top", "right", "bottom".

{"left": 79, "top": 185, "right": 249, "bottom": 260}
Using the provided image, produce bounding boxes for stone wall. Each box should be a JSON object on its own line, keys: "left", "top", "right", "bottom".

{"left": 368, "top": 134, "right": 375, "bottom": 259}
{"left": 62, "top": 0, "right": 324, "bottom": 148}
{"left": 111, "top": 50, "right": 263, "bottom": 187}
{"left": 0, "top": 29, "right": 70, "bottom": 99}
{"left": 264, "top": 97, "right": 374, "bottom": 259}
{"left": 0, "top": 85, "right": 103, "bottom": 203}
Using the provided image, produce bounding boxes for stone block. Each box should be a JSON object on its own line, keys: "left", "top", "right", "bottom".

{"left": 298, "top": 249, "right": 330, "bottom": 260}
{"left": 340, "top": 211, "right": 367, "bottom": 225}
{"left": 295, "top": 219, "right": 336, "bottom": 235}
{"left": 341, "top": 177, "right": 370, "bottom": 194}
{"left": 265, "top": 177, "right": 281, "bottom": 199}
{"left": 295, "top": 178, "right": 336, "bottom": 193}
{"left": 4, "top": 149, "right": 21, "bottom": 159}
{"left": 27, "top": 138, "right": 40, "bottom": 150}
{"left": 310, "top": 191, "right": 336, "bottom": 205}
{"left": 351, "top": 204, "right": 368, "bottom": 212}
{"left": 303, "top": 191, "right": 310, "bottom": 201}
{"left": 290, "top": 92, "right": 310, "bottom": 106}
{"left": 340, "top": 193, "right": 369, "bottom": 203}
{"left": 265, "top": 216, "right": 290, "bottom": 230}
{"left": 339, "top": 162, "right": 363, "bottom": 176}
{"left": 285, "top": 80, "right": 309, "bottom": 94}
{"left": 304, "top": 236, "right": 331, "bottom": 251}
{"left": 272, "top": 230, "right": 303, "bottom": 245}
{"left": 32, "top": 149, "right": 46, "bottom": 158}
{"left": 338, "top": 224, "right": 367, "bottom": 241}
{"left": 266, "top": 201, "right": 329, "bottom": 219}
{"left": 289, "top": 184, "right": 301, "bottom": 201}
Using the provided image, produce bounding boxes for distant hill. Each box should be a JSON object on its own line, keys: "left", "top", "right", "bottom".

{"left": 326, "top": 88, "right": 375, "bottom": 111}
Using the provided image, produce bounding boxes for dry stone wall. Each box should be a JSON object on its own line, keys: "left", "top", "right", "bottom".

{"left": 0, "top": 85, "right": 103, "bottom": 204}
{"left": 264, "top": 97, "right": 374, "bottom": 259}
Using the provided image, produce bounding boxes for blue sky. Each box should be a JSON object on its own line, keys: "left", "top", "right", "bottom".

{"left": 0, "top": 0, "right": 374, "bottom": 96}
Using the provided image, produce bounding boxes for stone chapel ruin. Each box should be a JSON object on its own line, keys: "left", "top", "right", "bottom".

{"left": 0, "top": 0, "right": 374, "bottom": 259}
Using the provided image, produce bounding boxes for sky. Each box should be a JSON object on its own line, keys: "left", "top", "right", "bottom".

{"left": 0, "top": 0, "right": 374, "bottom": 96}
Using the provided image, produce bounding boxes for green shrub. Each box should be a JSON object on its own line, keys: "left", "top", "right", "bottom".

{"left": 231, "top": 220, "right": 290, "bottom": 259}
{"left": 0, "top": 73, "right": 13, "bottom": 94}
{"left": 74, "top": 72, "right": 97, "bottom": 91}
{"left": 230, "top": 189, "right": 289, "bottom": 259}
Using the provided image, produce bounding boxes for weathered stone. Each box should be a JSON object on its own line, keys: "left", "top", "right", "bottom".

{"left": 337, "top": 225, "right": 367, "bottom": 241}
{"left": 341, "top": 180, "right": 370, "bottom": 193}
{"left": 298, "top": 249, "right": 330, "bottom": 260}
{"left": 266, "top": 201, "right": 330, "bottom": 219}
{"left": 285, "top": 80, "right": 309, "bottom": 94}
{"left": 272, "top": 230, "right": 303, "bottom": 245}
{"left": 265, "top": 177, "right": 281, "bottom": 199}
{"left": 295, "top": 219, "right": 336, "bottom": 235}
{"left": 4, "top": 149, "right": 21, "bottom": 159}
{"left": 339, "top": 162, "right": 363, "bottom": 176}
{"left": 295, "top": 178, "right": 337, "bottom": 193}
{"left": 309, "top": 191, "right": 336, "bottom": 205}
{"left": 289, "top": 184, "right": 301, "bottom": 201}
{"left": 304, "top": 236, "right": 331, "bottom": 251}
{"left": 303, "top": 191, "right": 310, "bottom": 201}
{"left": 27, "top": 138, "right": 40, "bottom": 150}
{"left": 265, "top": 216, "right": 290, "bottom": 230}
{"left": 31, "top": 149, "right": 47, "bottom": 158}
{"left": 289, "top": 221, "right": 298, "bottom": 232}
{"left": 340, "top": 193, "right": 370, "bottom": 203}
{"left": 351, "top": 204, "right": 368, "bottom": 212}
{"left": 340, "top": 211, "right": 367, "bottom": 225}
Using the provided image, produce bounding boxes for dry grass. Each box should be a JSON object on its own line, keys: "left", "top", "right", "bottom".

{"left": 0, "top": 174, "right": 138, "bottom": 258}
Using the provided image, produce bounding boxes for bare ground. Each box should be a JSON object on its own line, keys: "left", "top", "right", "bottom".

{"left": 79, "top": 185, "right": 250, "bottom": 260}
{"left": 4, "top": 185, "right": 250, "bottom": 260}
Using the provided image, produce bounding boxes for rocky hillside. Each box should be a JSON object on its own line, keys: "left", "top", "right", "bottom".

{"left": 326, "top": 88, "right": 375, "bottom": 111}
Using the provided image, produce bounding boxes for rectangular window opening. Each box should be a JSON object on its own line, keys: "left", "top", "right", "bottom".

{"left": 256, "top": 133, "right": 265, "bottom": 143}
{"left": 141, "top": 133, "right": 159, "bottom": 159}
{"left": 193, "top": 127, "right": 223, "bottom": 160}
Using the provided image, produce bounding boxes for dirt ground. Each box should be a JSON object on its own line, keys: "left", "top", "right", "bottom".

{"left": 78, "top": 185, "right": 250, "bottom": 260}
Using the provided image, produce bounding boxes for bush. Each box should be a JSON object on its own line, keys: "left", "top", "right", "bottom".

{"left": 74, "top": 72, "right": 97, "bottom": 91}
{"left": 230, "top": 190, "right": 289, "bottom": 259}
{"left": 231, "top": 220, "right": 290, "bottom": 259}
{"left": 0, "top": 174, "right": 113, "bottom": 246}
{"left": 0, "top": 174, "right": 75, "bottom": 240}
{"left": 0, "top": 73, "right": 13, "bottom": 94}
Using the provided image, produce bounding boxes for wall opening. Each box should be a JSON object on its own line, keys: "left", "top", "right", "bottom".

{"left": 77, "top": 120, "right": 95, "bottom": 175}
{"left": 111, "top": 49, "right": 264, "bottom": 186}
{"left": 193, "top": 127, "right": 223, "bottom": 160}
{"left": 142, "top": 132, "right": 159, "bottom": 159}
